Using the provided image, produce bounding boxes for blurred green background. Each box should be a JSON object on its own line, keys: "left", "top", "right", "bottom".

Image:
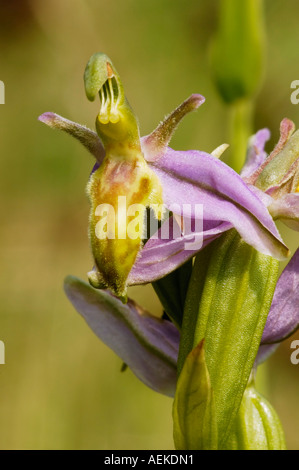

{"left": 0, "top": 0, "right": 298, "bottom": 450}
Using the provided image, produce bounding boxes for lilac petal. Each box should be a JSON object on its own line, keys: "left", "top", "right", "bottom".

{"left": 269, "top": 193, "right": 299, "bottom": 231}
{"left": 64, "top": 275, "right": 179, "bottom": 396}
{"left": 146, "top": 147, "right": 289, "bottom": 261}
{"left": 38, "top": 112, "right": 105, "bottom": 164}
{"left": 129, "top": 217, "right": 231, "bottom": 284}
{"left": 245, "top": 184, "right": 274, "bottom": 208}
{"left": 241, "top": 129, "right": 270, "bottom": 179}
{"left": 261, "top": 249, "right": 299, "bottom": 344}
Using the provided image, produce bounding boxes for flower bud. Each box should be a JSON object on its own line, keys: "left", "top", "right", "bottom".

{"left": 224, "top": 385, "right": 286, "bottom": 450}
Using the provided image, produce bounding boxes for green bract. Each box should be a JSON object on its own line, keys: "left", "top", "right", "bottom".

{"left": 173, "top": 340, "right": 217, "bottom": 450}
{"left": 176, "top": 229, "right": 279, "bottom": 449}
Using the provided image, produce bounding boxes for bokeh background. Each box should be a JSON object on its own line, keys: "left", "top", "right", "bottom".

{"left": 0, "top": 0, "right": 298, "bottom": 450}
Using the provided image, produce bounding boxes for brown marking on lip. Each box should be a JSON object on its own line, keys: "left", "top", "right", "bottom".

{"left": 131, "top": 177, "right": 151, "bottom": 204}
{"left": 106, "top": 62, "right": 114, "bottom": 78}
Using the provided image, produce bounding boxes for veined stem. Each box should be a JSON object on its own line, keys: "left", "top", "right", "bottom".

{"left": 229, "top": 99, "right": 253, "bottom": 173}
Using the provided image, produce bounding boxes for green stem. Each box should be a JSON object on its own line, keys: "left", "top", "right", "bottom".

{"left": 229, "top": 99, "right": 253, "bottom": 173}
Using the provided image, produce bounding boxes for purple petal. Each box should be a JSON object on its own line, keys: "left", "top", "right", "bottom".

{"left": 129, "top": 217, "right": 231, "bottom": 284}
{"left": 241, "top": 129, "right": 270, "bottom": 179}
{"left": 64, "top": 275, "right": 179, "bottom": 396}
{"left": 262, "top": 249, "right": 299, "bottom": 344}
{"left": 269, "top": 193, "right": 299, "bottom": 231}
{"left": 38, "top": 112, "right": 105, "bottom": 164}
{"left": 146, "top": 147, "right": 289, "bottom": 261}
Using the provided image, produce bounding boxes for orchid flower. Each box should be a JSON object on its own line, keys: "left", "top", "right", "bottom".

{"left": 39, "top": 54, "right": 289, "bottom": 297}
{"left": 63, "top": 117, "right": 299, "bottom": 403}
{"left": 242, "top": 118, "right": 299, "bottom": 231}
{"left": 38, "top": 51, "right": 299, "bottom": 385}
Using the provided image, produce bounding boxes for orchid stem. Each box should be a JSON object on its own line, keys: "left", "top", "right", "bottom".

{"left": 229, "top": 99, "right": 253, "bottom": 173}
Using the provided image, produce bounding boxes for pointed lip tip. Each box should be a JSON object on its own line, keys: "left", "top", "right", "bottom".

{"left": 281, "top": 116, "right": 295, "bottom": 126}
{"left": 189, "top": 93, "right": 205, "bottom": 107}
{"left": 38, "top": 112, "right": 56, "bottom": 123}
{"left": 277, "top": 246, "right": 291, "bottom": 261}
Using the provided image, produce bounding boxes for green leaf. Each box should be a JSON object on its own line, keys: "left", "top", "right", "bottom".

{"left": 173, "top": 340, "right": 217, "bottom": 450}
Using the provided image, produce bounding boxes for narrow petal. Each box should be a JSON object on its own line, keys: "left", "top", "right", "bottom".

{"left": 38, "top": 112, "right": 105, "bottom": 164}
{"left": 261, "top": 249, "right": 299, "bottom": 344}
{"left": 248, "top": 118, "right": 295, "bottom": 185}
{"left": 128, "top": 218, "right": 231, "bottom": 284}
{"left": 241, "top": 128, "right": 270, "bottom": 179}
{"left": 269, "top": 193, "right": 299, "bottom": 231}
{"left": 142, "top": 95, "right": 205, "bottom": 162}
{"left": 64, "top": 275, "right": 179, "bottom": 396}
{"left": 147, "top": 147, "right": 289, "bottom": 261}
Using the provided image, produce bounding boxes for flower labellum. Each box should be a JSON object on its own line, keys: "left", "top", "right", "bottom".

{"left": 84, "top": 53, "right": 163, "bottom": 300}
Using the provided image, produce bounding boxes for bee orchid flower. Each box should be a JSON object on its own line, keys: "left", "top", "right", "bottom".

{"left": 61, "top": 112, "right": 299, "bottom": 398}
{"left": 242, "top": 118, "right": 299, "bottom": 231}
{"left": 39, "top": 53, "right": 289, "bottom": 295}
